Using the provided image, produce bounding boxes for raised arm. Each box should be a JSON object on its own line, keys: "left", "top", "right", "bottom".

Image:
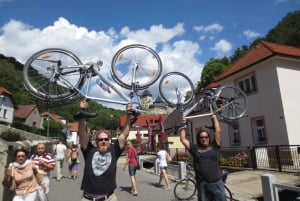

{"left": 212, "top": 115, "right": 221, "bottom": 146}
{"left": 77, "top": 100, "right": 90, "bottom": 151}
{"left": 178, "top": 118, "right": 190, "bottom": 150}
{"left": 118, "top": 104, "right": 132, "bottom": 150}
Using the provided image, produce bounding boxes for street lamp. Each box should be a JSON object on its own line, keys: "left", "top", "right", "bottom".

{"left": 110, "top": 114, "right": 114, "bottom": 141}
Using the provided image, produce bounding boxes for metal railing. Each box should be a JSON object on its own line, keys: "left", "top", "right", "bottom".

{"left": 169, "top": 145, "right": 300, "bottom": 173}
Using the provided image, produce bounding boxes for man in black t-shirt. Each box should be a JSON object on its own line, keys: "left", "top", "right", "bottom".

{"left": 74, "top": 100, "right": 133, "bottom": 201}
{"left": 179, "top": 115, "right": 226, "bottom": 201}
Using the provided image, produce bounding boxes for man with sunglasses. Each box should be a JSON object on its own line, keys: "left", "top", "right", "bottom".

{"left": 179, "top": 115, "right": 226, "bottom": 201}
{"left": 74, "top": 100, "right": 133, "bottom": 201}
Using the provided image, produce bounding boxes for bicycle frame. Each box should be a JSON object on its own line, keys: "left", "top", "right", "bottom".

{"left": 182, "top": 97, "right": 215, "bottom": 119}
{"left": 79, "top": 63, "right": 131, "bottom": 105}
{"left": 57, "top": 62, "right": 142, "bottom": 107}
{"left": 23, "top": 45, "right": 163, "bottom": 111}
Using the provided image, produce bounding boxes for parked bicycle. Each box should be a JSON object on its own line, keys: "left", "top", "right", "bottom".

{"left": 158, "top": 71, "right": 248, "bottom": 121}
{"left": 23, "top": 44, "right": 162, "bottom": 111}
{"left": 173, "top": 161, "right": 233, "bottom": 201}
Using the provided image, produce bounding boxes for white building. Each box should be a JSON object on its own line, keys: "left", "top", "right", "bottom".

{"left": 188, "top": 41, "right": 300, "bottom": 147}
{"left": 0, "top": 87, "right": 15, "bottom": 125}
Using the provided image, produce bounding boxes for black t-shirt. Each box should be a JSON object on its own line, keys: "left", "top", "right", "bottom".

{"left": 81, "top": 140, "right": 123, "bottom": 194}
{"left": 189, "top": 140, "right": 222, "bottom": 182}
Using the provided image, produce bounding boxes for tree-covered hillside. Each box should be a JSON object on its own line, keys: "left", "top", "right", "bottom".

{"left": 0, "top": 54, "right": 125, "bottom": 132}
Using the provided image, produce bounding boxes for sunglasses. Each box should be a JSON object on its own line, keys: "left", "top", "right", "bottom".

{"left": 200, "top": 136, "right": 209, "bottom": 139}
{"left": 96, "top": 138, "right": 109, "bottom": 142}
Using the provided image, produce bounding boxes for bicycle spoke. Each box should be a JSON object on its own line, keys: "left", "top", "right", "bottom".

{"left": 174, "top": 179, "right": 196, "bottom": 200}
{"left": 159, "top": 72, "right": 194, "bottom": 107}
{"left": 216, "top": 86, "right": 247, "bottom": 120}
{"left": 111, "top": 44, "right": 162, "bottom": 90}
{"left": 23, "top": 48, "right": 84, "bottom": 102}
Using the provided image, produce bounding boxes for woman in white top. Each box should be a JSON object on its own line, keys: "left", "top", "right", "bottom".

{"left": 156, "top": 146, "right": 171, "bottom": 190}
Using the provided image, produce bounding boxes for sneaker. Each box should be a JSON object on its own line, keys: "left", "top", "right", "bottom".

{"left": 73, "top": 110, "right": 97, "bottom": 120}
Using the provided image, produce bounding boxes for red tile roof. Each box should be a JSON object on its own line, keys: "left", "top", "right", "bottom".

{"left": 119, "top": 114, "right": 168, "bottom": 128}
{"left": 67, "top": 122, "right": 79, "bottom": 132}
{"left": 0, "top": 86, "right": 16, "bottom": 105}
{"left": 0, "top": 87, "right": 12, "bottom": 96}
{"left": 216, "top": 41, "right": 300, "bottom": 81}
{"left": 14, "top": 105, "right": 37, "bottom": 119}
{"left": 41, "top": 112, "right": 63, "bottom": 123}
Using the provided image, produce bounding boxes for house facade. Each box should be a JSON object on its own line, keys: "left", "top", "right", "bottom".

{"left": 188, "top": 41, "right": 300, "bottom": 147}
{"left": 14, "top": 105, "right": 43, "bottom": 129}
{"left": 0, "top": 87, "right": 15, "bottom": 125}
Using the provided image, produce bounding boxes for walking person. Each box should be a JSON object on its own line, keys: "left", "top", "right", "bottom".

{"left": 2, "top": 147, "right": 45, "bottom": 201}
{"left": 178, "top": 115, "right": 226, "bottom": 201}
{"left": 53, "top": 139, "right": 67, "bottom": 181}
{"left": 156, "top": 145, "right": 171, "bottom": 190}
{"left": 68, "top": 143, "right": 80, "bottom": 179}
{"left": 73, "top": 100, "right": 134, "bottom": 201}
{"left": 30, "top": 143, "right": 55, "bottom": 201}
{"left": 122, "top": 140, "right": 138, "bottom": 196}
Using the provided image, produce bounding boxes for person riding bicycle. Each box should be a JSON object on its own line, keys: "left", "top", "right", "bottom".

{"left": 178, "top": 115, "right": 226, "bottom": 201}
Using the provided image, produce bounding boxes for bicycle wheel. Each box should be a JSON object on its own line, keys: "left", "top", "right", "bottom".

{"left": 111, "top": 44, "right": 162, "bottom": 90}
{"left": 174, "top": 178, "right": 196, "bottom": 200}
{"left": 159, "top": 72, "right": 195, "bottom": 107}
{"left": 213, "top": 85, "right": 248, "bottom": 120}
{"left": 23, "top": 48, "right": 84, "bottom": 102}
{"left": 224, "top": 184, "right": 233, "bottom": 201}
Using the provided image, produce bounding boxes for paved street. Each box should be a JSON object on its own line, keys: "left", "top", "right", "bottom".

{"left": 48, "top": 155, "right": 179, "bottom": 201}
{"left": 47, "top": 153, "right": 300, "bottom": 201}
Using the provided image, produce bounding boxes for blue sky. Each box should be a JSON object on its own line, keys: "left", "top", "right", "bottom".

{"left": 0, "top": 0, "right": 299, "bottom": 108}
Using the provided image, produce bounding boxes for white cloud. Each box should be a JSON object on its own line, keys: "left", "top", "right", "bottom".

{"left": 210, "top": 39, "right": 232, "bottom": 57}
{"left": 193, "top": 23, "right": 223, "bottom": 34}
{"left": 243, "top": 29, "right": 260, "bottom": 39}
{"left": 0, "top": 17, "right": 204, "bottom": 109}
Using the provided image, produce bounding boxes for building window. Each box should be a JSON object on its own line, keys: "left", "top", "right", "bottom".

{"left": 252, "top": 117, "right": 267, "bottom": 144}
{"left": 237, "top": 74, "right": 256, "bottom": 94}
{"left": 32, "top": 121, "right": 37, "bottom": 127}
{"left": 230, "top": 124, "right": 240, "bottom": 145}
{"left": 3, "top": 109, "right": 8, "bottom": 119}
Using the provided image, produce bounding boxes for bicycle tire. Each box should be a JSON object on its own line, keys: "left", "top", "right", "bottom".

{"left": 111, "top": 44, "right": 162, "bottom": 90}
{"left": 224, "top": 184, "right": 233, "bottom": 201}
{"left": 174, "top": 178, "right": 196, "bottom": 200}
{"left": 159, "top": 72, "right": 195, "bottom": 107}
{"left": 213, "top": 85, "right": 248, "bottom": 120}
{"left": 23, "top": 48, "right": 84, "bottom": 102}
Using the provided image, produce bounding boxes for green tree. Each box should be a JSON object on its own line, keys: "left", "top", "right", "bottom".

{"left": 42, "top": 119, "right": 64, "bottom": 138}
{"left": 265, "top": 10, "right": 300, "bottom": 47}
{"left": 196, "top": 57, "right": 229, "bottom": 90}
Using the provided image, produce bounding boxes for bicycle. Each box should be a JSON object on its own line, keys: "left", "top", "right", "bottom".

{"left": 173, "top": 161, "right": 233, "bottom": 201}
{"left": 158, "top": 71, "right": 248, "bottom": 121}
{"left": 23, "top": 44, "right": 162, "bottom": 111}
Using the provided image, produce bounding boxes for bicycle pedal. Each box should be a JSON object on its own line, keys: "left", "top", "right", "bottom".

{"left": 73, "top": 110, "right": 97, "bottom": 120}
